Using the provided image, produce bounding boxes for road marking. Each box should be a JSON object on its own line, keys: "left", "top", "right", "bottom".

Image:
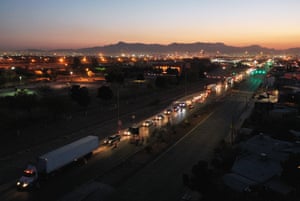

{"left": 151, "top": 110, "right": 215, "bottom": 164}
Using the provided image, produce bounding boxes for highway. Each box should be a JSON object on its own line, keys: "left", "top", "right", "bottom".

{"left": 109, "top": 76, "right": 263, "bottom": 201}
{"left": 0, "top": 80, "right": 210, "bottom": 201}
{"left": 0, "top": 73, "right": 262, "bottom": 201}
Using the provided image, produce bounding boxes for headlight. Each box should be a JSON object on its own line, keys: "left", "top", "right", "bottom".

{"left": 22, "top": 183, "right": 29, "bottom": 188}
{"left": 17, "top": 181, "right": 21, "bottom": 186}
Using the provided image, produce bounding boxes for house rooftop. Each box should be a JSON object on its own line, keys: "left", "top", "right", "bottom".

{"left": 239, "top": 134, "right": 293, "bottom": 161}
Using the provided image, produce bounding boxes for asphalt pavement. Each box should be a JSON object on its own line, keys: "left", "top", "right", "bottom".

{"left": 0, "top": 77, "right": 260, "bottom": 201}
{"left": 0, "top": 80, "right": 209, "bottom": 199}
{"left": 58, "top": 88, "right": 257, "bottom": 201}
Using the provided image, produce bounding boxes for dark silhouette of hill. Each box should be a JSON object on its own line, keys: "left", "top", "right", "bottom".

{"left": 76, "top": 42, "right": 300, "bottom": 55}
{"left": 20, "top": 42, "right": 300, "bottom": 55}
{"left": 77, "top": 42, "right": 277, "bottom": 55}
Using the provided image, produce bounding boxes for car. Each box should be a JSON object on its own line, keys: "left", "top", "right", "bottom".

{"left": 179, "top": 102, "right": 186, "bottom": 108}
{"left": 188, "top": 104, "right": 194, "bottom": 109}
{"left": 142, "top": 120, "right": 154, "bottom": 127}
{"left": 173, "top": 106, "right": 180, "bottom": 112}
{"left": 154, "top": 114, "right": 164, "bottom": 121}
{"left": 164, "top": 109, "right": 172, "bottom": 115}
{"left": 103, "top": 134, "right": 121, "bottom": 145}
{"left": 123, "top": 126, "right": 139, "bottom": 136}
{"left": 16, "top": 165, "right": 38, "bottom": 190}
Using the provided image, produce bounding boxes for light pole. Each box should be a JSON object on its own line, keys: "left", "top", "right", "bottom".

{"left": 19, "top": 76, "right": 22, "bottom": 86}
{"left": 117, "top": 86, "right": 121, "bottom": 133}
{"left": 230, "top": 115, "right": 235, "bottom": 145}
{"left": 70, "top": 71, "right": 73, "bottom": 82}
{"left": 185, "top": 69, "right": 187, "bottom": 97}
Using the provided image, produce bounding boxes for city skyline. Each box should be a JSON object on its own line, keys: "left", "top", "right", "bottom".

{"left": 1, "top": 0, "right": 300, "bottom": 50}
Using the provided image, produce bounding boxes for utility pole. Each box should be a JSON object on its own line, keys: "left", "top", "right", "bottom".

{"left": 185, "top": 69, "right": 187, "bottom": 97}
{"left": 231, "top": 115, "right": 234, "bottom": 145}
{"left": 117, "top": 86, "right": 121, "bottom": 133}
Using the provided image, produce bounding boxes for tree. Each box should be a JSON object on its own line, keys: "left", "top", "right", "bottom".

{"left": 115, "top": 73, "right": 124, "bottom": 85}
{"left": 136, "top": 73, "right": 145, "bottom": 80}
{"left": 153, "top": 68, "right": 163, "bottom": 75}
{"left": 76, "top": 87, "right": 91, "bottom": 107}
{"left": 104, "top": 72, "right": 115, "bottom": 83}
{"left": 70, "top": 84, "right": 81, "bottom": 100}
{"left": 0, "top": 70, "right": 7, "bottom": 87}
{"left": 41, "top": 96, "right": 71, "bottom": 120}
{"left": 91, "top": 57, "right": 99, "bottom": 67}
{"left": 166, "top": 67, "right": 179, "bottom": 76}
{"left": 16, "top": 93, "right": 39, "bottom": 114}
{"left": 105, "top": 71, "right": 124, "bottom": 85}
{"left": 97, "top": 85, "right": 113, "bottom": 101}
{"left": 189, "top": 160, "right": 212, "bottom": 193}
{"left": 72, "top": 57, "right": 81, "bottom": 69}
{"left": 155, "top": 76, "right": 167, "bottom": 88}
{"left": 70, "top": 85, "right": 91, "bottom": 107}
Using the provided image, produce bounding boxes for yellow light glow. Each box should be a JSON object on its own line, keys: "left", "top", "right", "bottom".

{"left": 87, "top": 70, "right": 94, "bottom": 77}
{"left": 34, "top": 70, "right": 43, "bottom": 75}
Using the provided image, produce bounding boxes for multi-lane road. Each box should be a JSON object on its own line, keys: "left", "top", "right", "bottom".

{"left": 0, "top": 78, "right": 209, "bottom": 200}
{"left": 0, "top": 90, "right": 208, "bottom": 201}
{"left": 109, "top": 76, "right": 263, "bottom": 201}
{"left": 0, "top": 73, "right": 263, "bottom": 201}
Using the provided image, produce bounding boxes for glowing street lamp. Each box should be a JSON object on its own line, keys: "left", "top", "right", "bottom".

{"left": 19, "top": 76, "right": 22, "bottom": 85}
{"left": 70, "top": 71, "right": 73, "bottom": 81}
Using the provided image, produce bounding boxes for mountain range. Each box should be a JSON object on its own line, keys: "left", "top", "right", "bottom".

{"left": 27, "top": 42, "right": 300, "bottom": 56}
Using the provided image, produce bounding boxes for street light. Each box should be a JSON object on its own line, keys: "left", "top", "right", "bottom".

{"left": 70, "top": 71, "right": 73, "bottom": 82}
{"left": 19, "top": 76, "right": 22, "bottom": 85}
{"left": 132, "top": 114, "right": 136, "bottom": 124}
{"left": 185, "top": 69, "right": 187, "bottom": 97}
{"left": 117, "top": 86, "right": 121, "bottom": 133}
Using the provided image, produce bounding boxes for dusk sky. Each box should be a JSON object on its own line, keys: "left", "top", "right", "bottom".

{"left": 1, "top": 0, "right": 300, "bottom": 50}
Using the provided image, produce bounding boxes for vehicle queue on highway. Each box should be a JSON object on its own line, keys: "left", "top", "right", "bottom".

{"left": 12, "top": 65, "right": 255, "bottom": 193}
{"left": 100, "top": 66, "right": 253, "bottom": 151}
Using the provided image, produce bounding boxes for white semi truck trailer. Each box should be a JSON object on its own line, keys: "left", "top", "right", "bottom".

{"left": 17, "top": 135, "right": 99, "bottom": 189}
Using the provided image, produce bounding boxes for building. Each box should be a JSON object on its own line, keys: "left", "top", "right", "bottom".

{"left": 223, "top": 134, "right": 300, "bottom": 194}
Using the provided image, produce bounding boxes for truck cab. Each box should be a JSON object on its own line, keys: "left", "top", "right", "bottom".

{"left": 17, "top": 164, "right": 38, "bottom": 189}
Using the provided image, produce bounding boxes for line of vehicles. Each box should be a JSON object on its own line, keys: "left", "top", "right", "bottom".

{"left": 102, "top": 100, "right": 196, "bottom": 147}
{"left": 12, "top": 65, "right": 254, "bottom": 194}
{"left": 16, "top": 91, "right": 209, "bottom": 191}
